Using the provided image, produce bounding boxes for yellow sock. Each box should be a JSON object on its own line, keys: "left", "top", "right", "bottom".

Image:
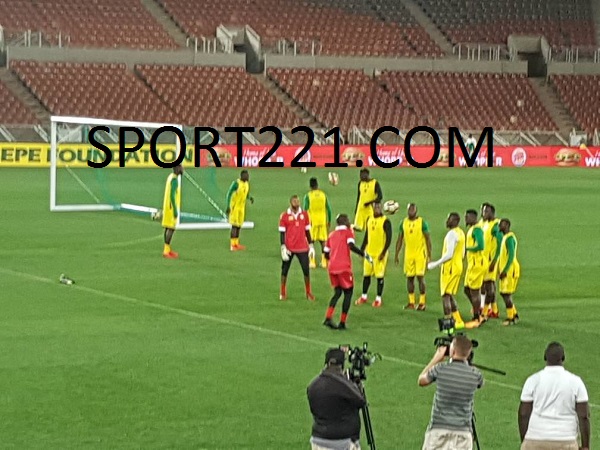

{"left": 163, "top": 244, "right": 171, "bottom": 254}
{"left": 492, "top": 302, "right": 499, "bottom": 314}
{"left": 230, "top": 238, "right": 235, "bottom": 247}
{"left": 408, "top": 293, "right": 416, "bottom": 304}
{"left": 482, "top": 304, "right": 491, "bottom": 316}
{"left": 507, "top": 307, "right": 515, "bottom": 319}
{"left": 419, "top": 294, "right": 426, "bottom": 305}
{"left": 452, "top": 311, "right": 464, "bottom": 325}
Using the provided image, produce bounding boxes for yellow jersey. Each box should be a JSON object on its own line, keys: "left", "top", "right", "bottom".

{"left": 162, "top": 173, "right": 181, "bottom": 215}
{"left": 466, "top": 224, "right": 485, "bottom": 268}
{"left": 304, "top": 189, "right": 330, "bottom": 226}
{"left": 228, "top": 179, "right": 249, "bottom": 209}
{"left": 441, "top": 227, "right": 465, "bottom": 276}
{"left": 401, "top": 217, "right": 429, "bottom": 258}
{"left": 365, "top": 215, "right": 389, "bottom": 255}
{"left": 357, "top": 179, "right": 379, "bottom": 209}
{"left": 499, "top": 231, "right": 519, "bottom": 273}
{"left": 480, "top": 218, "right": 501, "bottom": 263}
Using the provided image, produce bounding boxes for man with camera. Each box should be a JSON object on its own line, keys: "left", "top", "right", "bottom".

{"left": 307, "top": 348, "right": 366, "bottom": 450}
{"left": 418, "top": 335, "right": 483, "bottom": 450}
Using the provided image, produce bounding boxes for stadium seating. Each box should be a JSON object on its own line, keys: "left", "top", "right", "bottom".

{"left": 10, "top": 61, "right": 178, "bottom": 123}
{"left": 0, "top": 0, "right": 178, "bottom": 49}
{"left": 158, "top": 0, "right": 443, "bottom": 57}
{"left": 0, "top": 79, "right": 39, "bottom": 125}
{"left": 550, "top": 75, "right": 600, "bottom": 134}
{"left": 268, "top": 68, "right": 419, "bottom": 132}
{"left": 136, "top": 65, "right": 298, "bottom": 128}
{"left": 416, "top": 0, "right": 597, "bottom": 49}
{"left": 378, "top": 71, "right": 557, "bottom": 131}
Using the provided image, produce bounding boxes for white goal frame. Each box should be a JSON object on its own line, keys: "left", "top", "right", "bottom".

{"left": 49, "top": 116, "right": 254, "bottom": 230}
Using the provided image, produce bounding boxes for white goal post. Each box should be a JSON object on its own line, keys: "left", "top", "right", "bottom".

{"left": 49, "top": 115, "right": 254, "bottom": 230}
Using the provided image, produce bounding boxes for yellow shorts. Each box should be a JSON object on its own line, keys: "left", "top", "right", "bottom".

{"left": 228, "top": 206, "right": 245, "bottom": 227}
{"left": 483, "top": 261, "right": 499, "bottom": 282}
{"left": 364, "top": 252, "right": 388, "bottom": 278}
{"left": 440, "top": 272, "right": 461, "bottom": 296}
{"left": 465, "top": 264, "right": 486, "bottom": 290}
{"left": 353, "top": 208, "right": 372, "bottom": 232}
{"left": 499, "top": 265, "right": 520, "bottom": 294}
{"left": 162, "top": 210, "right": 176, "bottom": 229}
{"left": 310, "top": 224, "right": 328, "bottom": 242}
{"left": 404, "top": 255, "right": 427, "bottom": 277}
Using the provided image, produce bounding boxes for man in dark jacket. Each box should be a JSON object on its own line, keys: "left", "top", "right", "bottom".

{"left": 307, "top": 348, "right": 366, "bottom": 450}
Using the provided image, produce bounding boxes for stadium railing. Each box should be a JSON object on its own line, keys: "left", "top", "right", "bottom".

{"left": 452, "top": 43, "right": 509, "bottom": 61}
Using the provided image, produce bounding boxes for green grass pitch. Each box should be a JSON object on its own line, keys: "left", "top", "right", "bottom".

{"left": 1, "top": 167, "right": 599, "bottom": 449}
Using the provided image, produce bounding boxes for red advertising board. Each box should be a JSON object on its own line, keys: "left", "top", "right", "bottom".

{"left": 201, "top": 145, "right": 600, "bottom": 168}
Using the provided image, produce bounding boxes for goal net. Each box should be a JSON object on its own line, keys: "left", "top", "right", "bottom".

{"left": 50, "top": 116, "right": 254, "bottom": 230}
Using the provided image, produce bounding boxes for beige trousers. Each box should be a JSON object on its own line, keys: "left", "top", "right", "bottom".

{"left": 521, "top": 439, "right": 578, "bottom": 450}
{"left": 422, "top": 428, "right": 473, "bottom": 450}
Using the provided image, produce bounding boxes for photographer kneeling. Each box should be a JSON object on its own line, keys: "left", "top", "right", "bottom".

{"left": 418, "top": 335, "right": 484, "bottom": 450}
{"left": 307, "top": 348, "right": 366, "bottom": 450}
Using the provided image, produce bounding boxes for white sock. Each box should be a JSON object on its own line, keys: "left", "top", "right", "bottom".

{"left": 375, "top": 296, "right": 382, "bottom": 302}
{"left": 480, "top": 293, "right": 486, "bottom": 309}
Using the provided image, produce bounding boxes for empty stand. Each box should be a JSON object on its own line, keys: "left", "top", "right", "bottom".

{"left": 268, "top": 68, "right": 419, "bottom": 132}
{"left": 0, "top": 0, "right": 178, "bottom": 49}
{"left": 0, "top": 79, "right": 39, "bottom": 125}
{"left": 159, "top": 0, "right": 443, "bottom": 57}
{"left": 11, "top": 61, "right": 177, "bottom": 123}
{"left": 378, "top": 71, "right": 557, "bottom": 132}
{"left": 136, "top": 65, "right": 299, "bottom": 128}
{"left": 550, "top": 74, "right": 600, "bottom": 134}
{"left": 416, "top": 0, "right": 597, "bottom": 49}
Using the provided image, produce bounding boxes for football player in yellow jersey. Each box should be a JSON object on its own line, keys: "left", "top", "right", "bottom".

{"left": 463, "top": 209, "right": 487, "bottom": 329}
{"left": 161, "top": 164, "right": 183, "bottom": 259}
{"left": 479, "top": 203, "right": 503, "bottom": 318}
{"left": 394, "top": 203, "right": 432, "bottom": 311}
{"left": 355, "top": 202, "right": 392, "bottom": 308}
{"left": 353, "top": 168, "right": 382, "bottom": 232}
{"left": 226, "top": 170, "right": 254, "bottom": 251}
{"left": 427, "top": 213, "right": 466, "bottom": 329}
{"left": 303, "top": 178, "right": 332, "bottom": 268}
{"left": 498, "top": 219, "right": 520, "bottom": 326}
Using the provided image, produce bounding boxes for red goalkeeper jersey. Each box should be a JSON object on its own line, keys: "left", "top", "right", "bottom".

{"left": 324, "top": 226, "right": 356, "bottom": 274}
{"left": 279, "top": 208, "right": 311, "bottom": 253}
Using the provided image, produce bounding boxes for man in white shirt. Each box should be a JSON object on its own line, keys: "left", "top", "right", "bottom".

{"left": 519, "top": 342, "right": 590, "bottom": 450}
{"left": 427, "top": 213, "right": 466, "bottom": 329}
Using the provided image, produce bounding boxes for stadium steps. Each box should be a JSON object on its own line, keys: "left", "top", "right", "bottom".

{"left": 528, "top": 78, "right": 578, "bottom": 134}
{"left": 252, "top": 74, "right": 326, "bottom": 130}
{"left": 392, "top": 0, "right": 454, "bottom": 55}
{"left": 0, "top": 68, "right": 50, "bottom": 124}
{"left": 140, "top": 0, "right": 188, "bottom": 47}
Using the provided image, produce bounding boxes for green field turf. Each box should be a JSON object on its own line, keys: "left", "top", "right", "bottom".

{"left": 1, "top": 167, "right": 599, "bottom": 449}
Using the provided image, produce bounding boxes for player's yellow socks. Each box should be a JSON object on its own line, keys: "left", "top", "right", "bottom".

{"left": 408, "top": 293, "right": 416, "bottom": 305}
{"left": 419, "top": 294, "right": 426, "bottom": 305}
{"left": 163, "top": 244, "right": 171, "bottom": 255}
{"left": 452, "top": 311, "right": 464, "bottom": 327}
{"left": 492, "top": 302, "right": 499, "bottom": 315}
{"left": 482, "top": 304, "right": 491, "bottom": 317}
{"left": 507, "top": 306, "right": 518, "bottom": 319}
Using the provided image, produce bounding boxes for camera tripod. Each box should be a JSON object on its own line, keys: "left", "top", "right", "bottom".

{"left": 356, "top": 381, "right": 376, "bottom": 450}
{"left": 472, "top": 412, "right": 480, "bottom": 450}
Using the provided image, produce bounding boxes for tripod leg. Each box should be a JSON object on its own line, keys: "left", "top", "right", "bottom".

{"left": 361, "top": 405, "right": 376, "bottom": 450}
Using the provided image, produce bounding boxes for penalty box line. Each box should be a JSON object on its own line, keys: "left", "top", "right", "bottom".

{"left": 1, "top": 266, "right": 597, "bottom": 409}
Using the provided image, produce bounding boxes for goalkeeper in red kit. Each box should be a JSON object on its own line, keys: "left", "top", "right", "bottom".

{"left": 323, "top": 214, "right": 373, "bottom": 330}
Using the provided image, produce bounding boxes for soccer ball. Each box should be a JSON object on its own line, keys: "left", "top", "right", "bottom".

{"left": 151, "top": 210, "right": 162, "bottom": 221}
{"left": 328, "top": 172, "right": 339, "bottom": 186}
{"left": 383, "top": 200, "right": 400, "bottom": 215}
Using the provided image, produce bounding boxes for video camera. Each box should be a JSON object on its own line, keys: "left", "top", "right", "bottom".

{"left": 340, "top": 342, "right": 381, "bottom": 383}
{"left": 433, "top": 318, "right": 479, "bottom": 363}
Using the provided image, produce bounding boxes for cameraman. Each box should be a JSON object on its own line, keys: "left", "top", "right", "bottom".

{"left": 418, "top": 335, "right": 483, "bottom": 450}
{"left": 307, "top": 348, "right": 366, "bottom": 450}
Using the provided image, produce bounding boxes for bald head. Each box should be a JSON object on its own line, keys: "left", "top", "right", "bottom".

{"left": 544, "top": 342, "right": 565, "bottom": 366}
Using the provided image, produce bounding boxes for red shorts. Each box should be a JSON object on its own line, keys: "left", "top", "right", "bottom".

{"left": 329, "top": 271, "right": 354, "bottom": 290}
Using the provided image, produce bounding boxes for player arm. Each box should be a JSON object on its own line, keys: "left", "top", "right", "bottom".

{"left": 354, "top": 181, "right": 361, "bottom": 213}
{"left": 360, "top": 228, "right": 368, "bottom": 252}
{"left": 374, "top": 181, "right": 383, "bottom": 203}
{"left": 577, "top": 402, "right": 590, "bottom": 449}
{"left": 226, "top": 181, "right": 238, "bottom": 209}
{"left": 382, "top": 219, "right": 392, "bottom": 255}
{"left": 423, "top": 221, "right": 432, "bottom": 259}
{"left": 325, "top": 198, "right": 332, "bottom": 225}
{"left": 428, "top": 232, "right": 457, "bottom": 269}
{"left": 466, "top": 227, "right": 484, "bottom": 252}
{"left": 170, "top": 178, "right": 179, "bottom": 217}
{"left": 394, "top": 226, "right": 404, "bottom": 261}
{"left": 302, "top": 194, "right": 309, "bottom": 211}
{"left": 491, "top": 224, "right": 502, "bottom": 262}
{"left": 518, "top": 402, "right": 533, "bottom": 442}
{"left": 500, "top": 236, "right": 516, "bottom": 274}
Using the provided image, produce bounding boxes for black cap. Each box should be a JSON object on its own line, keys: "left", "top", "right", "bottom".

{"left": 325, "top": 348, "right": 345, "bottom": 365}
